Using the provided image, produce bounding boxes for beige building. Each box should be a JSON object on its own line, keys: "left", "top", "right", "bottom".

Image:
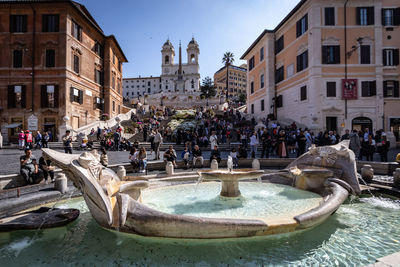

{"left": 214, "top": 64, "right": 247, "bottom": 100}
{"left": 241, "top": 0, "right": 400, "bottom": 141}
{"left": 0, "top": 0, "right": 127, "bottom": 143}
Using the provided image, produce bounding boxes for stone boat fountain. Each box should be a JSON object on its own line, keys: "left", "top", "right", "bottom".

{"left": 42, "top": 140, "right": 360, "bottom": 239}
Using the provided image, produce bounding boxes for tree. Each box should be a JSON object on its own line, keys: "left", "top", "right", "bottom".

{"left": 200, "top": 76, "right": 216, "bottom": 101}
{"left": 238, "top": 93, "right": 246, "bottom": 104}
{"left": 222, "top": 52, "right": 234, "bottom": 100}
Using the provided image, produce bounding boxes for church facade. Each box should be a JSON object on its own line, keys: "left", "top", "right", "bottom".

{"left": 123, "top": 38, "right": 200, "bottom": 100}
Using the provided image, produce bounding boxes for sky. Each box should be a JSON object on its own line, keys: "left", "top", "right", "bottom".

{"left": 79, "top": 0, "right": 300, "bottom": 80}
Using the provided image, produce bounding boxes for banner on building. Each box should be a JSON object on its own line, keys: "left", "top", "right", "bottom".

{"left": 342, "top": 79, "right": 358, "bottom": 99}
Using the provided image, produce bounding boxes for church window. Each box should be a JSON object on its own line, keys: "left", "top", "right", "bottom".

{"left": 191, "top": 80, "right": 194, "bottom": 89}
{"left": 190, "top": 54, "right": 195, "bottom": 63}
{"left": 166, "top": 85, "right": 168, "bottom": 89}
{"left": 165, "top": 55, "right": 169, "bottom": 64}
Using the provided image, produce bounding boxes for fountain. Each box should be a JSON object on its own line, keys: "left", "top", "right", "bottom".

{"left": 40, "top": 140, "right": 360, "bottom": 239}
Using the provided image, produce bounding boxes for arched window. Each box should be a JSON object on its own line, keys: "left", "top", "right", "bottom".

{"left": 165, "top": 55, "right": 169, "bottom": 64}
{"left": 190, "top": 54, "right": 195, "bottom": 63}
{"left": 191, "top": 79, "right": 194, "bottom": 89}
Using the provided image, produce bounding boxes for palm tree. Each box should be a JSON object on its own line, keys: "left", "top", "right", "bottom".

{"left": 222, "top": 52, "right": 234, "bottom": 101}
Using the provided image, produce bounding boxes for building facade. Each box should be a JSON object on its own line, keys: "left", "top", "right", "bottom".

{"left": 123, "top": 38, "right": 200, "bottom": 102}
{"left": 241, "top": 0, "right": 400, "bottom": 140}
{"left": 214, "top": 64, "right": 247, "bottom": 99}
{"left": 0, "top": 0, "right": 127, "bottom": 142}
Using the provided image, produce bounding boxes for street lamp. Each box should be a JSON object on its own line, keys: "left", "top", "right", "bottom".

{"left": 206, "top": 89, "right": 209, "bottom": 106}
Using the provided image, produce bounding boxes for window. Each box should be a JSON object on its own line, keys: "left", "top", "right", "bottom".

{"left": 275, "top": 36, "right": 284, "bottom": 54}
{"left": 260, "top": 74, "right": 264, "bottom": 88}
{"left": 382, "top": 8, "right": 400, "bottom": 26}
{"left": 71, "top": 20, "right": 82, "bottom": 41}
{"left": 261, "top": 99, "right": 265, "bottom": 111}
{"left": 276, "top": 95, "right": 283, "bottom": 108}
{"left": 287, "top": 64, "right": 294, "bottom": 78}
{"left": 357, "top": 7, "right": 374, "bottom": 26}
{"left": 73, "top": 55, "right": 79, "bottom": 73}
{"left": 322, "top": 45, "right": 340, "bottom": 64}
{"left": 13, "top": 50, "right": 23, "bottom": 68}
{"left": 361, "top": 81, "right": 376, "bottom": 97}
{"left": 297, "top": 50, "right": 308, "bottom": 72}
{"left": 112, "top": 53, "right": 115, "bottom": 65}
{"left": 360, "top": 45, "right": 371, "bottom": 64}
{"left": 42, "top": 15, "right": 59, "bottom": 32}
{"left": 250, "top": 81, "right": 254, "bottom": 94}
{"left": 94, "top": 97, "right": 103, "bottom": 110}
{"left": 326, "top": 82, "right": 336, "bottom": 97}
{"left": 147, "top": 81, "right": 151, "bottom": 86}
{"left": 383, "top": 80, "right": 399, "bottom": 97}
{"left": 383, "top": 49, "right": 399, "bottom": 66}
{"left": 249, "top": 56, "right": 255, "bottom": 71}
{"left": 260, "top": 47, "right": 264, "bottom": 61}
{"left": 296, "top": 14, "right": 308, "bottom": 37}
{"left": 41, "top": 85, "right": 58, "bottom": 108}
{"left": 70, "top": 87, "right": 83, "bottom": 104}
{"left": 46, "top": 49, "right": 55, "bottom": 67}
{"left": 251, "top": 104, "right": 254, "bottom": 114}
{"left": 325, "top": 7, "right": 335, "bottom": 25}
{"left": 7, "top": 85, "right": 26, "bottom": 108}
{"left": 10, "top": 15, "right": 27, "bottom": 33}
{"left": 95, "top": 69, "right": 103, "bottom": 84}
{"left": 94, "top": 42, "right": 103, "bottom": 58}
{"left": 112, "top": 75, "right": 115, "bottom": 89}
{"left": 275, "top": 66, "right": 284, "bottom": 83}
{"left": 112, "top": 101, "right": 115, "bottom": 112}
{"left": 300, "top": 86, "right": 307, "bottom": 101}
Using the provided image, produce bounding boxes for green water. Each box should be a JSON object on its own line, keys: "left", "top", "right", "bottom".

{"left": 0, "top": 194, "right": 400, "bottom": 266}
{"left": 141, "top": 182, "right": 322, "bottom": 219}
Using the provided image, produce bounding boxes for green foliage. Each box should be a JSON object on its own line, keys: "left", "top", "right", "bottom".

{"left": 222, "top": 52, "right": 235, "bottom": 66}
{"left": 238, "top": 93, "right": 247, "bottom": 104}
{"left": 200, "top": 76, "right": 216, "bottom": 99}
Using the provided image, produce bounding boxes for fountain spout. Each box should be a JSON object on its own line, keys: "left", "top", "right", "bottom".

{"left": 227, "top": 156, "right": 233, "bottom": 173}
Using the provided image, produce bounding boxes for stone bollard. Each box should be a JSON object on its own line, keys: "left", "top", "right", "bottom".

{"left": 361, "top": 165, "right": 374, "bottom": 184}
{"left": 252, "top": 159, "right": 260, "bottom": 170}
{"left": 117, "top": 166, "right": 126, "bottom": 180}
{"left": 54, "top": 173, "right": 68, "bottom": 194}
{"left": 211, "top": 159, "right": 218, "bottom": 170}
{"left": 393, "top": 168, "right": 400, "bottom": 189}
{"left": 166, "top": 162, "right": 174, "bottom": 176}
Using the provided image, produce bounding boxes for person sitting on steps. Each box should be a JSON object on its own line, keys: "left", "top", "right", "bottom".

{"left": 181, "top": 147, "right": 190, "bottom": 169}
{"left": 39, "top": 156, "right": 55, "bottom": 183}
{"left": 210, "top": 145, "right": 221, "bottom": 164}
{"left": 192, "top": 145, "right": 204, "bottom": 169}
{"left": 164, "top": 145, "right": 177, "bottom": 168}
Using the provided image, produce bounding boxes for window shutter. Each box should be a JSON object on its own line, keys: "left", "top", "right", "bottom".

{"left": 79, "top": 90, "right": 83, "bottom": 104}
{"left": 322, "top": 46, "right": 327, "bottom": 64}
{"left": 371, "top": 81, "right": 376, "bottom": 96}
{"left": 41, "top": 85, "right": 47, "bottom": 108}
{"left": 304, "top": 51, "right": 308, "bottom": 68}
{"left": 296, "top": 54, "right": 301, "bottom": 72}
{"left": 394, "top": 8, "right": 400, "bottom": 25}
{"left": 334, "top": 46, "right": 340, "bottom": 64}
{"left": 361, "top": 46, "right": 370, "bottom": 64}
{"left": 368, "top": 7, "right": 375, "bottom": 25}
{"left": 93, "top": 97, "right": 97, "bottom": 110}
{"left": 7, "top": 85, "right": 15, "bottom": 108}
{"left": 393, "top": 49, "right": 399, "bottom": 66}
{"left": 361, "top": 81, "right": 368, "bottom": 97}
{"left": 394, "top": 81, "right": 400, "bottom": 98}
{"left": 54, "top": 15, "right": 59, "bottom": 32}
{"left": 356, "top": 7, "right": 361, "bottom": 25}
{"left": 9, "top": 16, "right": 15, "bottom": 32}
{"left": 22, "top": 15, "right": 27, "bottom": 32}
{"left": 54, "top": 85, "right": 59, "bottom": 108}
{"left": 305, "top": 14, "right": 308, "bottom": 31}
{"left": 383, "top": 81, "right": 388, "bottom": 97}
{"left": 70, "top": 87, "right": 74, "bottom": 102}
{"left": 42, "top": 15, "right": 47, "bottom": 32}
{"left": 383, "top": 50, "right": 387, "bottom": 66}
{"left": 21, "top": 85, "right": 26, "bottom": 108}
{"left": 381, "top": 9, "right": 386, "bottom": 25}
{"left": 296, "top": 20, "right": 301, "bottom": 37}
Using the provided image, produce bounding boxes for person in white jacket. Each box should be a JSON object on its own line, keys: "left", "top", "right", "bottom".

{"left": 249, "top": 132, "right": 259, "bottom": 158}
{"left": 209, "top": 131, "right": 218, "bottom": 149}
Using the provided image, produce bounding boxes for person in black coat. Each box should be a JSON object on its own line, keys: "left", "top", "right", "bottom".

{"left": 210, "top": 145, "right": 221, "bottom": 163}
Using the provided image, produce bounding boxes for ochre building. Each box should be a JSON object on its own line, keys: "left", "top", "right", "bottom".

{"left": 241, "top": 0, "right": 400, "bottom": 140}
{"left": 214, "top": 64, "right": 247, "bottom": 100}
{"left": 0, "top": 0, "right": 127, "bottom": 142}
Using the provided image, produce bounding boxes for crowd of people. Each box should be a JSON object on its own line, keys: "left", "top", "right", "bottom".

{"left": 17, "top": 105, "right": 396, "bottom": 186}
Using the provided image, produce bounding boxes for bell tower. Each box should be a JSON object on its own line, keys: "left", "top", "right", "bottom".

{"left": 187, "top": 37, "right": 199, "bottom": 64}
{"left": 161, "top": 39, "right": 175, "bottom": 68}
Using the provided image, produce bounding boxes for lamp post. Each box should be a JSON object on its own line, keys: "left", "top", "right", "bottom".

{"left": 206, "top": 89, "right": 209, "bottom": 107}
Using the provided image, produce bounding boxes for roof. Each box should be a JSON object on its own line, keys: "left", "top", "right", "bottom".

{"left": 214, "top": 64, "right": 247, "bottom": 75}
{"left": 240, "top": 0, "right": 309, "bottom": 59}
{"left": 240, "top": 29, "right": 273, "bottom": 59}
{"left": 2, "top": 0, "right": 128, "bottom": 62}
